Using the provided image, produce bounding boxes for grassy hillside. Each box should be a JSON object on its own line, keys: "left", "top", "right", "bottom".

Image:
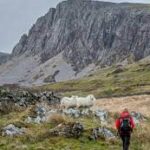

{"left": 0, "top": 59, "right": 150, "bottom": 150}
{"left": 34, "top": 59, "right": 150, "bottom": 98}
{"left": 0, "top": 105, "right": 150, "bottom": 150}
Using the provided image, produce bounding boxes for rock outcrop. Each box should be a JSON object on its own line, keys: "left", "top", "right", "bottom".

{"left": 49, "top": 122, "right": 84, "bottom": 138}
{"left": 90, "top": 127, "right": 116, "bottom": 141}
{"left": 12, "top": 0, "right": 150, "bottom": 68}
{"left": 131, "top": 111, "right": 146, "bottom": 124}
{"left": 0, "top": 88, "right": 60, "bottom": 114}
{"left": 2, "top": 124, "right": 25, "bottom": 137}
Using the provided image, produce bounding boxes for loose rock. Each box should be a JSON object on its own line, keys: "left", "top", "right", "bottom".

{"left": 131, "top": 111, "right": 146, "bottom": 124}
{"left": 90, "top": 127, "right": 115, "bottom": 141}
{"left": 2, "top": 124, "right": 25, "bottom": 136}
{"left": 50, "top": 122, "right": 84, "bottom": 138}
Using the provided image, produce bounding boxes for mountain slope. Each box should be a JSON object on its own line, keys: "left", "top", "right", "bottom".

{"left": 0, "top": 52, "right": 10, "bottom": 65}
{"left": 0, "top": 0, "right": 150, "bottom": 85}
{"left": 35, "top": 57, "right": 150, "bottom": 98}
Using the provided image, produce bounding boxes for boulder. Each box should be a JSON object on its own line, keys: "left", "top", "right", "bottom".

{"left": 63, "top": 108, "right": 81, "bottom": 118}
{"left": 2, "top": 124, "right": 25, "bottom": 136}
{"left": 50, "top": 122, "right": 84, "bottom": 138}
{"left": 16, "top": 97, "right": 28, "bottom": 107}
{"left": 36, "top": 106, "right": 47, "bottom": 117}
{"left": 90, "top": 127, "right": 115, "bottom": 141}
{"left": 131, "top": 111, "right": 146, "bottom": 124}
{"left": 62, "top": 108, "right": 94, "bottom": 118}
{"left": 80, "top": 108, "right": 91, "bottom": 116}
{"left": 94, "top": 109, "right": 108, "bottom": 124}
{"left": 26, "top": 104, "right": 58, "bottom": 124}
{"left": 39, "top": 91, "right": 61, "bottom": 105}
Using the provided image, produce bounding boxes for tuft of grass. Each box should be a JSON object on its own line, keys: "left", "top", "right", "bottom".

{"left": 48, "top": 113, "right": 66, "bottom": 125}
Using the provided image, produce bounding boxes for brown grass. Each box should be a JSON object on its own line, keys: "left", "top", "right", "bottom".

{"left": 48, "top": 113, "right": 66, "bottom": 125}
{"left": 95, "top": 95, "right": 150, "bottom": 117}
{"left": 0, "top": 101, "right": 25, "bottom": 114}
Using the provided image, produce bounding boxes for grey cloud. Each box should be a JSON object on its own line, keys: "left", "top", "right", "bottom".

{"left": 0, "top": 0, "right": 62, "bottom": 53}
{"left": 101, "top": 0, "right": 150, "bottom": 3}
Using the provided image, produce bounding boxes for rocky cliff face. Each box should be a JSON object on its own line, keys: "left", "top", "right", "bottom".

{"left": 0, "top": 0, "right": 150, "bottom": 85}
{"left": 12, "top": 0, "right": 150, "bottom": 70}
{"left": 0, "top": 52, "right": 10, "bottom": 65}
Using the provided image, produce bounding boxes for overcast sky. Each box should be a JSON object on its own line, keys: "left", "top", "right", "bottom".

{"left": 0, "top": 0, "right": 150, "bottom": 53}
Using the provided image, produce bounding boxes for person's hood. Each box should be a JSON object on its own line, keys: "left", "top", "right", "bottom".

{"left": 120, "top": 111, "right": 130, "bottom": 118}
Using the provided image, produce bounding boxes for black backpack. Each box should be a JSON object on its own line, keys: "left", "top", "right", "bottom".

{"left": 120, "top": 117, "right": 131, "bottom": 133}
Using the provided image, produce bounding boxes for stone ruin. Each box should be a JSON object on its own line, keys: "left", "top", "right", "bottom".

{"left": 2, "top": 124, "right": 25, "bottom": 137}
{"left": 0, "top": 88, "right": 61, "bottom": 113}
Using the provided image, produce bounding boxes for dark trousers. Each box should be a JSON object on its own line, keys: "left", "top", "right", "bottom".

{"left": 120, "top": 135, "right": 131, "bottom": 150}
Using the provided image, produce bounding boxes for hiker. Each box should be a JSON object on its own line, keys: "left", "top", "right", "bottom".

{"left": 115, "top": 108, "right": 135, "bottom": 150}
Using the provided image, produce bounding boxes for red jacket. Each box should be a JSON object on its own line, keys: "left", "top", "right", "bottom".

{"left": 115, "top": 111, "right": 135, "bottom": 130}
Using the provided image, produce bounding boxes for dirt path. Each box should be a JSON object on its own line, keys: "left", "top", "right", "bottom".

{"left": 95, "top": 95, "right": 150, "bottom": 117}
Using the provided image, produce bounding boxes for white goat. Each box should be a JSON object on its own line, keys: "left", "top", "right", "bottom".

{"left": 76, "top": 95, "right": 96, "bottom": 108}
{"left": 60, "top": 96, "right": 77, "bottom": 109}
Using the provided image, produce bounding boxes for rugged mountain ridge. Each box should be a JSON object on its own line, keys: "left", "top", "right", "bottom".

{"left": 12, "top": 0, "right": 150, "bottom": 69}
{"left": 0, "top": 0, "right": 150, "bottom": 85}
